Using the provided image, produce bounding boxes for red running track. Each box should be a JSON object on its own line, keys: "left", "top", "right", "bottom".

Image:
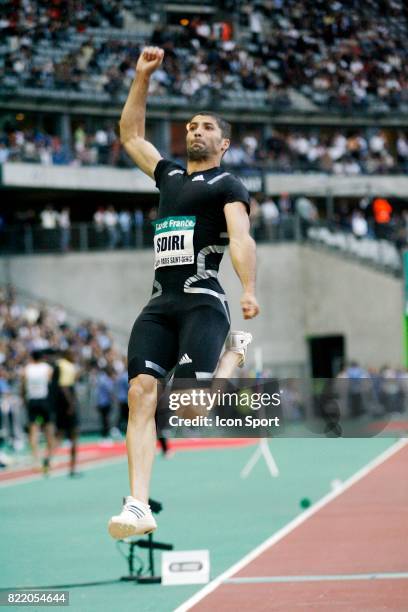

{"left": 0, "top": 438, "right": 256, "bottom": 483}
{"left": 187, "top": 440, "right": 408, "bottom": 612}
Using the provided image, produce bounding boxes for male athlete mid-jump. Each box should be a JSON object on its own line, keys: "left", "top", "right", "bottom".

{"left": 108, "top": 47, "right": 260, "bottom": 539}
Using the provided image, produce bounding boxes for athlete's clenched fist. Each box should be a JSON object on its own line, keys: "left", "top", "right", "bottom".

{"left": 136, "top": 46, "right": 164, "bottom": 76}
{"left": 240, "top": 292, "right": 260, "bottom": 320}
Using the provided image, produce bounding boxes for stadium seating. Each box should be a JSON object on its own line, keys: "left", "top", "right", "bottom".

{"left": 1, "top": 0, "right": 407, "bottom": 112}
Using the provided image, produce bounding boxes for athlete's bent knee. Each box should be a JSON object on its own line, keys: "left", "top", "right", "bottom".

{"left": 128, "top": 374, "right": 157, "bottom": 419}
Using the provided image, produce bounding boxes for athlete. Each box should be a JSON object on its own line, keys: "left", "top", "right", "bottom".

{"left": 54, "top": 350, "right": 81, "bottom": 477}
{"left": 108, "top": 47, "right": 260, "bottom": 539}
{"left": 22, "top": 350, "right": 54, "bottom": 473}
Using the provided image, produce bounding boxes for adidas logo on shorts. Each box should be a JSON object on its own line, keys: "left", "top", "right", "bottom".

{"left": 179, "top": 353, "right": 193, "bottom": 365}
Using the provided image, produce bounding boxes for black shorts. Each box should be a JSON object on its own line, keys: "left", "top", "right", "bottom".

{"left": 128, "top": 296, "right": 230, "bottom": 384}
{"left": 27, "top": 399, "right": 51, "bottom": 425}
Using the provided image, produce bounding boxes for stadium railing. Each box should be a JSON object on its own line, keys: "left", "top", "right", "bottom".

{"left": 0, "top": 217, "right": 402, "bottom": 276}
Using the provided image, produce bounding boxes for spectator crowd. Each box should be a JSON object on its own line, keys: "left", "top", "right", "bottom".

{"left": 225, "top": 129, "right": 408, "bottom": 175}
{"left": 2, "top": 125, "right": 408, "bottom": 176}
{"left": 0, "top": 124, "right": 123, "bottom": 167}
{"left": 0, "top": 285, "right": 129, "bottom": 451}
{"left": 248, "top": 193, "right": 408, "bottom": 251}
{"left": 0, "top": 0, "right": 407, "bottom": 112}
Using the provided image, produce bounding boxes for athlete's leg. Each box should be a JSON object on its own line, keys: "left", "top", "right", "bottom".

{"left": 175, "top": 306, "right": 253, "bottom": 381}
{"left": 215, "top": 331, "right": 253, "bottom": 377}
{"left": 44, "top": 422, "right": 54, "bottom": 459}
{"left": 69, "top": 427, "right": 79, "bottom": 476}
{"left": 126, "top": 309, "right": 178, "bottom": 499}
{"left": 108, "top": 308, "right": 178, "bottom": 539}
{"left": 171, "top": 305, "right": 230, "bottom": 415}
{"left": 42, "top": 421, "right": 54, "bottom": 474}
{"left": 215, "top": 350, "right": 241, "bottom": 378}
{"left": 109, "top": 375, "right": 160, "bottom": 538}
{"left": 127, "top": 374, "right": 158, "bottom": 502}
{"left": 175, "top": 305, "right": 230, "bottom": 380}
{"left": 28, "top": 422, "right": 39, "bottom": 462}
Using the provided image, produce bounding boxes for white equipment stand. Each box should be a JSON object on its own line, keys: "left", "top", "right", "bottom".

{"left": 240, "top": 347, "right": 280, "bottom": 479}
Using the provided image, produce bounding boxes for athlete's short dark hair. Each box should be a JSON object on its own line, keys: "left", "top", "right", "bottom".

{"left": 189, "top": 111, "right": 231, "bottom": 139}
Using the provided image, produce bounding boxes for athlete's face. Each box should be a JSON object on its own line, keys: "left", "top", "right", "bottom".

{"left": 186, "top": 116, "right": 230, "bottom": 161}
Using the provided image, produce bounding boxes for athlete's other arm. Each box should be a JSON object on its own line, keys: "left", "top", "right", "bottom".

{"left": 119, "top": 46, "right": 164, "bottom": 179}
{"left": 225, "top": 203, "right": 260, "bottom": 320}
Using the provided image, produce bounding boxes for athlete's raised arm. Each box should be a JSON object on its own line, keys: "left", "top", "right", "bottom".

{"left": 119, "top": 46, "right": 164, "bottom": 179}
{"left": 224, "top": 202, "right": 260, "bottom": 320}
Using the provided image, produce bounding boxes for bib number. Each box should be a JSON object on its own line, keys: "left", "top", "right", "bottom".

{"left": 153, "top": 216, "right": 196, "bottom": 269}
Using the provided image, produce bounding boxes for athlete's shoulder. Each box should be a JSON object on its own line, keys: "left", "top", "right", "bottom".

{"left": 154, "top": 158, "right": 185, "bottom": 189}
{"left": 212, "top": 168, "right": 250, "bottom": 211}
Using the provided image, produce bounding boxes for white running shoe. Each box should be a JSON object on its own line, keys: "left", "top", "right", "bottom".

{"left": 226, "top": 331, "right": 253, "bottom": 368}
{"left": 108, "top": 496, "right": 157, "bottom": 540}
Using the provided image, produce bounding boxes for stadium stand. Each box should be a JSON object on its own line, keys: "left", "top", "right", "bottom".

{"left": 0, "top": 0, "right": 407, "bottom": 112}
{"left": 1, "top": 125, "right": 408, "bottom": 175}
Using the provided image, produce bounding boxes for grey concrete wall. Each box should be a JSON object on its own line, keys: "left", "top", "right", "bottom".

{"left": 301, "top": 245, "right": 404, "bottom": 368}
{"left": 1, "top": 243, "right": 403, "bottom": 370}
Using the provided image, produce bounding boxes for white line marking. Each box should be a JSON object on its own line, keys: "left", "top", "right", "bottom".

{"left": 0, "top": 455, "right": 126, "bottom": 488}
{"left": 225, "top": 572, "right": 408, "bottom": 584}
{"left": 174, "top": 438, "right": 408, "bottom": 611}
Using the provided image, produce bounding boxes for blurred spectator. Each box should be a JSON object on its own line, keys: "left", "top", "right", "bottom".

{"left": 295, "top": 196, "right": 319, "bottom": 238}
{"left": 345, "top": 361, "right": 368, "bottom": 417}
{"left": 223, "top": 144, "right": 252, "bottom": 167}
{"left": 379, "top": 366, "right": 403, "bottom": 414}
{"left": 373, "top": 197, "right": 393, "bottom": 240}
{"left": 104, "top": 206, "right": 119, "bottom": 249}
{"left": 0, "top": 142, "right": 9, "bottom": 163}
{"left": 40, "top": 205, "right": 58, "bottom": 230}
{"left": 95, "top": 368, "right": 114, "bottom": 440}
{"left": 278, "top": 193, "right": 292, "bottom": 218}
{"left": 260, "top": 197, "right": 279, "bottom": 240}
{"left": 93, "top": 207, "right": 106, "bottom": 248}
{"left": 40, "top": 205, "right": 58, "bottom": 249}
{"left": 351, "top": 210, "right": 368, "bottom": 239}
{"left": 118, "top": 210, "right": 131, "bottom": 248}
{"left": 59, "top": 207, "right": 71, "bottom": 252}
{"left": 115, "top": 368, "right": 129, "bottom": 434}
{"left": 397, "top": 133, "right": 408, "bottom": 172}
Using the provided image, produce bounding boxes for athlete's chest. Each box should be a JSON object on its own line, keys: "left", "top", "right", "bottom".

{"left": 159, "top": 174, "right": 222, "bottom": 216}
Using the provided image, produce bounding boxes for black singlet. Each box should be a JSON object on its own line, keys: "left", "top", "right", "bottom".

{"left": 150, "top": 159, "right": 250, "bottom": 315}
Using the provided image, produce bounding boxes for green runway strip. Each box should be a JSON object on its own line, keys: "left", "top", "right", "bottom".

{"left": 0, "top": 437, "right": 395, "bottom": 612}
